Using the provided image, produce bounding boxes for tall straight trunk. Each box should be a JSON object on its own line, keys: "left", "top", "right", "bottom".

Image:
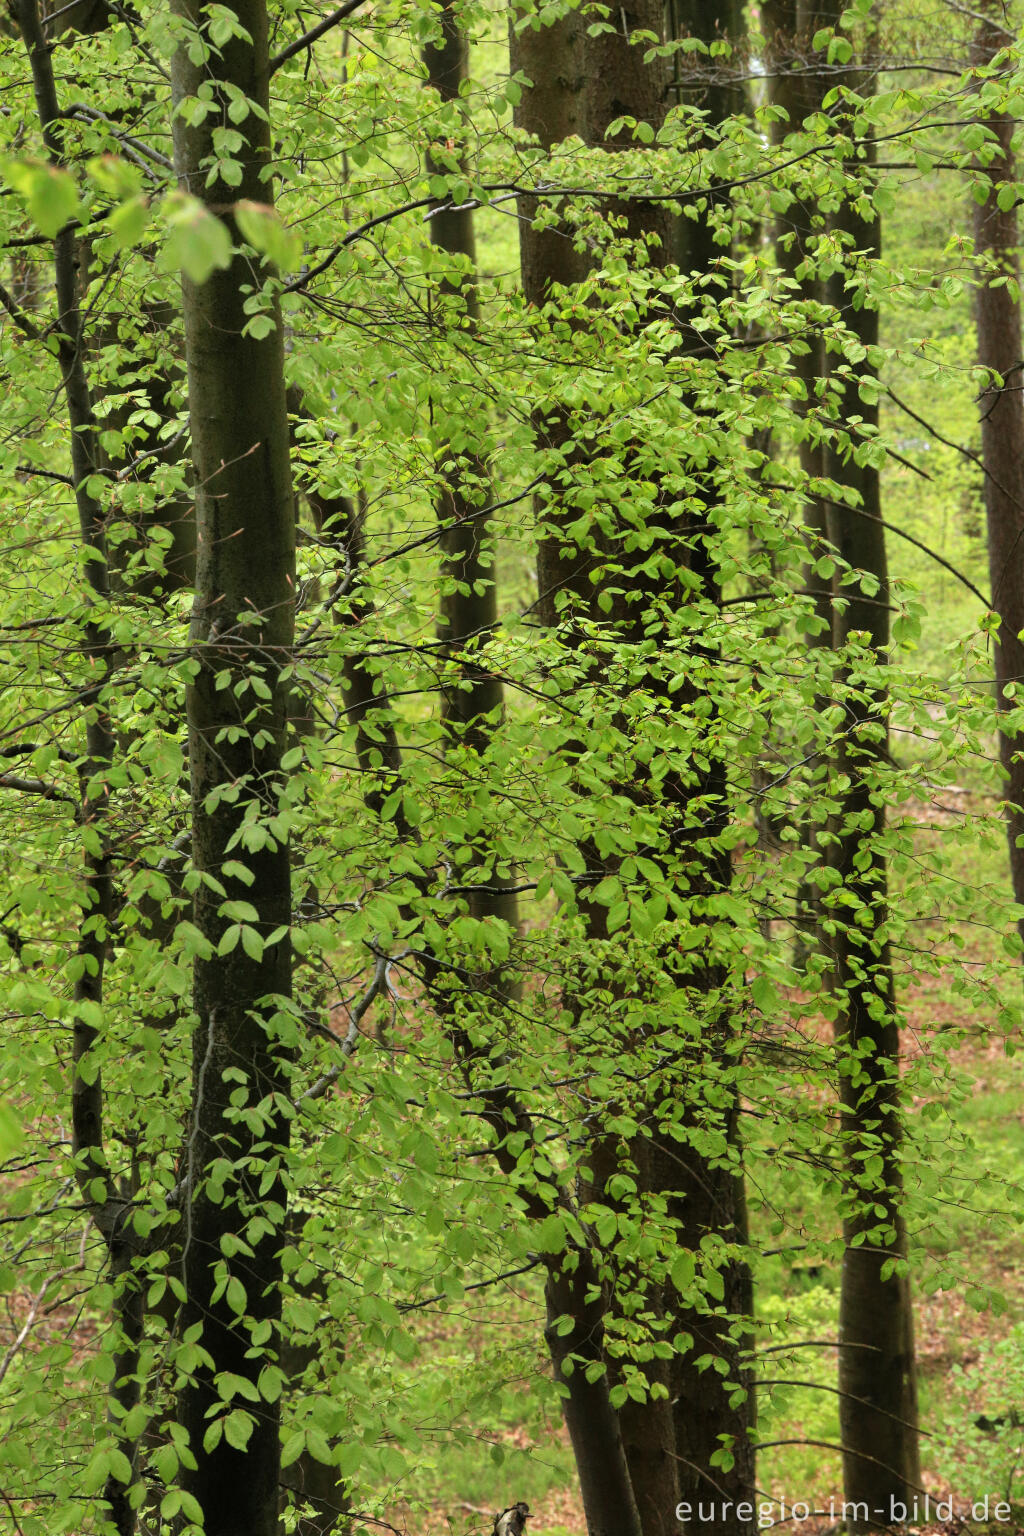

{"left": 423, "top": 7, "right": 519, "bottom": 946}
{"left": 822, "top": 49, "right": 920, "bottom": 1521}
{"left": 170, "top": 5, "right": 296, "bottom": 1534}
{"left": 972, "top": 5, "right": 1024, "bottom": 947}
{"left": 11, "top": 5, "right": 138, "bottom": 1530}
{"left": 761, "top": 0, "right": 833, "bottom": 954}
{"left": 49, "top": 0, "right": 195, "bottom": 595}
{"left": 660, "top": 7, "right": 758, "bottom": 1530}
{"left": 506, "top": 17, "right": 649, "bottom": 1536}
{"left": 513, "top": 4, "right": 756, "bottom": 1532}
{"left": 509, "top": 0, "right": 591, "bottom": 626}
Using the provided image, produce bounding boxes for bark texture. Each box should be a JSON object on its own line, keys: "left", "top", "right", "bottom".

{"left": 822, "top": 80, "right": 920, "bottom": 1525}
{"left": 423, "top": 3, "right": 519, "bottom": 945}
{"left": 972, "top": 4, "right": 1024, "bottom": 946}
{"left": 171, "top": 4, "right": 295, "bottom": 1533}
{"left": 513, "top": 4, "right": 756, "bottom": 1532}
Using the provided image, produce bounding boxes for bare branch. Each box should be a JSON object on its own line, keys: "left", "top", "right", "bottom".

{"left": 269, "top": 0, "right": 368, "bottom": 73}
{"left": 301, "top": 952, "right": 393, "bottom": 1102}
{"left": 0, "top": 771, "right": 77, "bottom": 806}
{"left": 0, "top": 280, "right": 43, "bottom": 344}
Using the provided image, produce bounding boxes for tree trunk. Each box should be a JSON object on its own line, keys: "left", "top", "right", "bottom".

{"left": 661, "top": 9, "right": 758, "bottom": 1530}
{"left": 822, "top": 64, "right": 920, "bottom": 1522}
{"left": 544, "top": 1257, "right": 645, "bottom": 1536}
{"left": 761, "top": 0, "right": 833, "bottom": 956}
{"left": 512, "top": 3, "right": 756, "bottom": 1531}
{"left": 171, "top": 4, "right": 296, "bottom": 1533}
{"left": 972, "top": 4, "right": 1024, "bottom": 948}
{"left": 423, "top": 4, "right": 519, "bottom": 947}
{"left": 11, "top": 4, "right": 136, "bottom": 1529}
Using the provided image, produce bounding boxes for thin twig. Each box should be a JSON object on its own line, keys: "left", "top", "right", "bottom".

{"left": 269, "top": 0, "right": 368, "bottom": 73}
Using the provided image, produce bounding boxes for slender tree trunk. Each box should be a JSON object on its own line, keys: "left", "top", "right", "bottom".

{"left": 423, "top": 6, "right": 519, "bottom": 948}
{"left": 660, "top": 9, "right": 758, "bottom": 1529}
{"left": 761, "top": 0, "right": 833, "bottom": 956}
{"left": 822, "top": 61, "right": 920, "bottom": 1522}
{"left": 11, "top": 6, "right": 139, "bottom": 1530}
{"left": 171, "top": 5, "right": 296, "bottom": 1533}
{"left": 47, "top": 0, "right": 195, "bottom": 595}
{"left": 972, "top": 4, "right": 1024, "bottom": 948}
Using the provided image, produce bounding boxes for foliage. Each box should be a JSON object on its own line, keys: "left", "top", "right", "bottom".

{"left": 0, "top": 0, "right": 1020, "bottom": 1531}
{"left": 933, "top": 1323, "right": 1024, "bottom": 1510}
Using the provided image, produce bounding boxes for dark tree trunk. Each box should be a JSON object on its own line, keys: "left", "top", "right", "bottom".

{"left": 761, "top": 0, "right": 833, "bottom": 953}
{"left": 972, "top": 4, "right": 1024, "bottom": 948}
{"left": 11, "top": 5, "right": 136, "bottom": 1530}
{"left": 661, "top": 10, "right": 758, "bottom": 1530}
{"left": 512, "top": 3, "right": 756, "bottom": 1531}
{"left": 543, "top": 1258, "right": 645, "bottom": 1536}
{"left": 508, "top": 0, "right": 591, "bottom": 627}
{"left": 171, "top": 4, "right": 296, "bottom": 1533}
{"left": 822, "top": 74, "right": 920, "bottom": 1524}
{"left": 423, "top": 5, "right": 519, "bottom": 946}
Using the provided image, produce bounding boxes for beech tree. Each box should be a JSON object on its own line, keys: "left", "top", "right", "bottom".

{"left": 169, "top": 2, "right": 296, "bottom": 1532}
{"left": 971, "top": 0, "right": 1024, "bottom": 947}
{"left": 0, "top": 4, "right": 1018, "bottom": 1536}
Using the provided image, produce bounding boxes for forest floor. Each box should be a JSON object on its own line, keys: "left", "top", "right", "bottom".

{"left": 3, "top": 899, "right": 1022, "bottom": 1536}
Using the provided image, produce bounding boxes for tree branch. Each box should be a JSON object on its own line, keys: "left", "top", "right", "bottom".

{"left": 0, "top": 771, "right": 77, "bottom": 806}
{"left": 269, "top": 0, "right": 368, "bottom": 73}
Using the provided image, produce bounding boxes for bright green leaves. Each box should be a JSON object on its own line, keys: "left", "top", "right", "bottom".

{"left": 82, "top": 1443, "right": 133, "bottom": 1494}
{"left": 206, "top": 4, "right": 254, "bottom": 48}
{"left": 1, "top": 159, "right": 81, "bottom": 237}
{"left": 0, "top": 1100, "right": 23, "bottom": 1157}
{"left": 281, "top": 1424, "right": 334, "bottom": 1468}
{"left": 236, "top": 199, "right": 303, "bottom": 270}
{"left": 159, "top": 192, "right": 232, "bottom": 284}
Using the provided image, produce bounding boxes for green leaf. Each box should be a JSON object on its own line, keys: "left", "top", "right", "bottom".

{"left": 281, "top": 1431, "right": 306, "bottom": 1468}
{"left": 241, "top": 925, "right": 264, "bottom": 961}
{"left": 159, "top": 191, "right": 232, "bottom": 283}
{"left": 224, "top": 1410, "right": 254, "bottom": 1450}
{"left": 218, "top": 924, "right": 241, "bottom": 956}
{"left": 235, "top": 199, "right": 302, "bottom": 271}
{"left": 3, "top": 159, "right": 81, "bottom": 236}
{"left": 225, "top": 1276, "right": 247, "bottom": 1316}
{"left": 0, "top": 1101, "right": 23, "bottom": 1157}
{"left": 670, "top": 1251, "right": 696, "bottom": 1293}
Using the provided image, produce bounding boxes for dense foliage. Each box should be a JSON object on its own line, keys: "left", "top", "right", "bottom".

{"left": 0, "top": 1, "right": 1022, "bottom": 1533}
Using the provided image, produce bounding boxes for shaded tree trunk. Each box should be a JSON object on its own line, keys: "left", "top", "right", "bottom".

{"left": 761, "top": 0, "right": 833, "bottom": 955}
{"left": 423, "top": 4, "right": 519, "bottom": 947}
{"left": 171, "top": 4, "right": 296, "bottom": 1533}
{"left": 512, "top": 4, "right": 756, "bottom": 1532}
{"left": 11, "top": 5, "right": 137, "bottom": 1530}
{"left": 821, "top": 45, "right": 920, "bottom": 1522}
{"left": 972, "top": 3, "right": 1024, "bottom": 948}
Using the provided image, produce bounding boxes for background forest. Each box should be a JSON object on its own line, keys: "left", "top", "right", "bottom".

{"left": 0, "top": 0, "right": 1022, "bottom": 1534}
